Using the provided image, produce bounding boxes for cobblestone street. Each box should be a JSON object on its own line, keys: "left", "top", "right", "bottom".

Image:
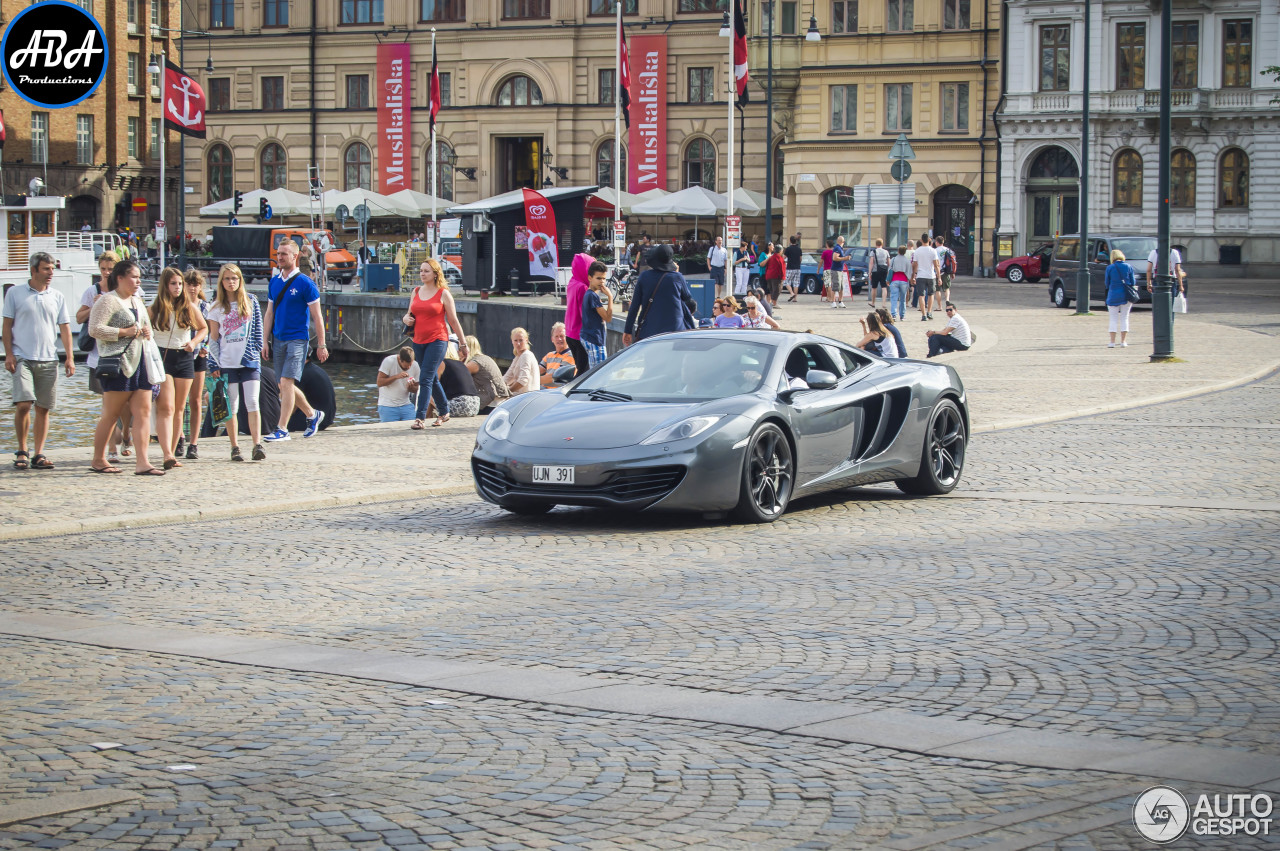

{"left": 2, "top": 282, "right": 1278, "bottom": 849}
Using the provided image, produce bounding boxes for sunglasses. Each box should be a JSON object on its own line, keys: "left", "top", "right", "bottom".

{"left": 945, "top": 308, "right": 955, "bottom": 313}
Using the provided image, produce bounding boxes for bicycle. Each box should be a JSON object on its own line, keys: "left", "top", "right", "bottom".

{"left": 607, "top": 267, "right": 637, "bottom": 305}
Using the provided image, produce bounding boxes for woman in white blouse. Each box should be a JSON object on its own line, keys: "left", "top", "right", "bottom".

{"left": 503, "top": 327, "right": 540, "bottom": 397}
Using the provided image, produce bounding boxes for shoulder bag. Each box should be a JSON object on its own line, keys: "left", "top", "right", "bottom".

{"left": 77, "top": 321, "right": 96, "bottom": 353}
{"left": 95, "top": 335, "right": 135, "bottom": 381}
{"left": 632, "top": 273, "right": 671, "bottom": 338}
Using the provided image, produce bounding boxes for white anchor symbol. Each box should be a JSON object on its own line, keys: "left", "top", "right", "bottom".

{"left": 166, "top": 74, "right": 204, "bottom": 128}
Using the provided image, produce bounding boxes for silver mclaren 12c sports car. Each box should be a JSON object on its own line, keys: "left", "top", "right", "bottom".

{"left": 471, "top": 330, "right": 968, "bottom": 522}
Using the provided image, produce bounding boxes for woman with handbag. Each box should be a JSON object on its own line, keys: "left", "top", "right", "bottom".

{"left": 207, "top": 263, "right": 267, "bottom": 462}
{"left": 87, "top": 259, "right": 163, "bottom": 475}
{"left": 77, "top": 249, "right": 133, "bottom": 463}
{"left": 1104, "top": 249, "right": 1137, "bottom": 348}
{"left": 622, "top": 244, "right": 697, "bottom": 346}
{"left": 150, "top": 268, "right": 208, "bottom": 469}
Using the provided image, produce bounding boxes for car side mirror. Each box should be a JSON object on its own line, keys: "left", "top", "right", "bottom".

{"left": 806, "top": 369, "right": 839, "bottom": 390}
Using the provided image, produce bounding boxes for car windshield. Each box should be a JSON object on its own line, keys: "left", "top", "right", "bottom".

{"left": 571, "top": 337, "right": 775, "bottom": 402}
{"left": 1110, "top": 237, "right": 1157, "bottom": 260}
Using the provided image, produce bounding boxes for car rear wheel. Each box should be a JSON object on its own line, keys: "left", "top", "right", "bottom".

{"left": 733, "top": 422, "right": 794, "bottom": 523}
{"left": 897, "top": 399, "right": 966, "bottom": 496}
{"left": 802, "top": 274, "right": 819, "bottom": 294}
{"left": 1051, "top": 282, "right": 1071, "bottom": 309}
{"left": 1006, "top": 265, "right": 1025, "bottom": 283}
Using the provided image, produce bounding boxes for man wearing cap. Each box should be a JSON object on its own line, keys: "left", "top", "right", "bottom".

{"left": 623, "top": 244, "right": 697, "bottom": 345}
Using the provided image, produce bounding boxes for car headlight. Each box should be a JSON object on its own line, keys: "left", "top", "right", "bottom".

{"left": 641, "top": 416, "right": 720, "bottom": 445}
{"left": 484, "top": 407, "right": 512, "bottom": 441}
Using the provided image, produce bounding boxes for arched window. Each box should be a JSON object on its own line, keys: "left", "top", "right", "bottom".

{"left": 206, "top": 144, "right": 233, "bottom": 204}
{"left": 683, "top": 138, "right": 716, "bottom": 189}
{"left": 1028, "top": 146, "right": 1079, "bottom": 180}
{"left": 424, "top": 140, "right": 455, "bottom": 202}
{"left": 823, "top": 187, "right": 861, "bottom": 244}
{"left": 260, "top": 143, "right": 287, "bottom": 191}
{"left": 344, "top": 142, "right": 372, "bottom": 190}
{"left": 1219, "top": 148, "right": 1248, "bottom": 208}
{"left": 1112, "top": 149, "right": 1142, "bottom": 208}
{"left": 596, "top": 140, "right": 627, "bottom": 189}
{"left": 495, "top": 75, "right": 544, "bottom": 106}
{"left": 1170, "top": 149, "right": 1196, "bottom": 208}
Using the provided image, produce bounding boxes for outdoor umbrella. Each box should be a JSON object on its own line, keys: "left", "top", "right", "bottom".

{"left": 319, "top": 189, "right": 417, "bottom": 219}
{"left": 198, "top": 187, "right": 313, "bottom": 217}
{"left": 386, "top": 188, "right": 452, "bottom": 218}
{"left": 729, "top": 187, "right": 783, "bottom": 213}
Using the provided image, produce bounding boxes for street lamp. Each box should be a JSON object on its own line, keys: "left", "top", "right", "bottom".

{"left": 763, "top": 0, "right": 775, "bottom": 243}
{"left": 806, "top": 13, "right": 821, "bottom": 41}
{"left": 1074, "top": 0, "right": 1091, "bottom": 315}
{"left": 1151, "top": 0, "right": 1175, "bottom": 359}
{"left": 146, "top": 52, "right": 167, "bottom": 270}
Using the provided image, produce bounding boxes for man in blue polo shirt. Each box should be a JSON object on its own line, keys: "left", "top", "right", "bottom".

{"left": 261, "top": 240, "right": 328, "bottom": 441}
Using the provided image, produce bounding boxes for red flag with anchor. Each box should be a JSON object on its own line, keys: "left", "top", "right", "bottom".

{"left": 619, "top": 25, "right": 631, "bottom": 129}
{"left": 163, "top": 59, "right": 207, "bottom": 138}
{"left": 429, "top": 40, "right": 442, "bottom": 133}
{"left": 733, "top": 0, "right": 749, "bottom": 104}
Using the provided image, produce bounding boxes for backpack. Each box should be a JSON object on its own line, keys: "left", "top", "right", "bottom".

{"left": 942, "top": 248, "right": 957, "bottom": 276}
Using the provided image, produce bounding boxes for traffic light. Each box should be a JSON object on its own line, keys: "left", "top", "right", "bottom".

{"left": 259, "top": 197, "right": 268, "bottom": 218}
{"left": 233, "top": 189, "right": 243, "bottom": 214}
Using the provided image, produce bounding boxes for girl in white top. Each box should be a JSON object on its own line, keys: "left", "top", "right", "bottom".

{"left": 148, "top": 267, "right": 207, "bottom": 470}
{"left": 856, "top": 312, "right": 898, "bottom": 358}
{"left": 504, "top": 327, "right": 540, "bottom": 397}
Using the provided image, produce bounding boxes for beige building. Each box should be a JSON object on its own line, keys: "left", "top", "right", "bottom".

{"left": 182, "top": 0, "right": 771, "bottom": 239}
{"left": 0, "top": 0, "right": 181, "bottom": 235}
{"left": 763, "top": 0, "right": 999, "bottom": 273}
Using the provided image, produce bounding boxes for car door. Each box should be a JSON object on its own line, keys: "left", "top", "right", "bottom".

{"left": 783, "top": 344, "right": 866, "bottom": 487}
{"left": 1090, "top": 240, "right": 1110, "bottom": 298}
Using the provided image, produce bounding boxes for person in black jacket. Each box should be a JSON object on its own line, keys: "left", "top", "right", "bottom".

{"left": 623, "top": 244, "right": 697, "bottom": 346}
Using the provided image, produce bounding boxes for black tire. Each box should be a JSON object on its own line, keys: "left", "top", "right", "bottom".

{"left": 1027, "top": 276, "right": 1041, "bottom": 283}
{"left": 897, "top": 399, "right": 966, "bottom": 496}
{"left": 1051, "top": 282, "right": 1071, "bottom": 309}
{"left": 802, "top": 274, "right": 819, "bottom": 295}
{"left": 1006, "top": 265, "right": 1025, "bottom": 283}
{"left": 503, "top": 501, "right": 554, "bottom": 516}
{"left": 733, "top": 422, "right": 794, "bottom": 523}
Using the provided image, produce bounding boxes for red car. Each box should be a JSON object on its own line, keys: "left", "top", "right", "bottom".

{"left": 997, "top": 242, "right": 1053, "bottom": 283}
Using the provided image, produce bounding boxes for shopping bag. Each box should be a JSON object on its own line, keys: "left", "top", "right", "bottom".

{"left": 1174, "top": 293, "right": 1187, "bottom": 313}
{"left": 208, "top": 375, "right": 232, "bottom": 424}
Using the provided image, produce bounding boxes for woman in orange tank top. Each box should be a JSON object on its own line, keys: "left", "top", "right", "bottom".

{"left": 401, "top": 258, "right": 468, "bottom": 428}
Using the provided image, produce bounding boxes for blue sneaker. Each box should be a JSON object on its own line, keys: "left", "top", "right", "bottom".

{"left": 304, "top": 409, "right": 325, "bottom": 438}
{"left": 264, "top": 428, "right": 290, "bottom": 442}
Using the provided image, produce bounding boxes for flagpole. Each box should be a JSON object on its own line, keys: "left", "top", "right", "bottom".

{"left": 430, "top": 27, "right": 438, "bottom": 257}
{"left": 615, "top": 1, "right": 624, "bottom": 276}
{"left": 158, "top": 49, "right": 166, "bottom": 271}
{"left": 726, "top": 7, "right": 735, "bottom": 253}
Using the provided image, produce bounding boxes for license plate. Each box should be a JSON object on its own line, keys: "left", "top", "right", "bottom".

{"left": 532, "top": 465, "right": 574, "bottom": 485}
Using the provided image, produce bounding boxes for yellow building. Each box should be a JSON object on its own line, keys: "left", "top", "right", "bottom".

{"left": 761, "top": 0, "right": 999, "bottom": 273}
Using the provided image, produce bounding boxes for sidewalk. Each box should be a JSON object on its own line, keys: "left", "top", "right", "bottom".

{"left": 3, "top": 300, "right": 1277, "bottom": 541}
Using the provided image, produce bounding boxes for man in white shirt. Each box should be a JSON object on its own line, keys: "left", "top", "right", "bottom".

{"left": 926, "top": 301, "right": 972, "bottom": 357}
{"left": 2, "top": 253, "right": 75, "bottom": 469}
{"left": 708, "top": 236, "right": 729, "bottom": 299}
{"left": 1146, "top": 247, "right": 1186, "bottom": 295}
{"left": 376, "top": 346, "right": 421, "bottom": 422}
{"left": 911, "top": 234, "right": 941, "bottom": 321}
{"left": 868, "top": 238, "right": 891, "bottom": 308}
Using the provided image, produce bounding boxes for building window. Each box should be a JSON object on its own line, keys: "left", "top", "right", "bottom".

{"left": 824, "top": 188, "right": 861, "bottom": 244}
{"left": 262, "top": 76, "right": 284, "bottom": 111}
{"left": 428, "top": 140, "right": 454, "bottom": 201}
{"left": 1116, "top": 23, "right": 1145, "bottom": 90}
{"left": 347, "top": 75, "right": 369, "bottom": 109}
{"left": 341, "top": 0, "right": 384, "bottom": 23}
{"left": 831, "top": 0, "right": 856, "bottom": 33}
{"left": 422, "top": 0, "right": 466, "bottom": 21}
{"left": 207, "top": 144, "right": 233, "bottom": 203}
{"left": 76, "top": 115, "right": 94, "bottom": 165}
{"left": 151, "top": 118, "right": 160, "bottom": 162}
{"left": 345, "top": 142, "right": 372, "bottom": 190}
{"left": 211, "top": 0, "right": 234, "bottom": 28}
{"left": 1028, "top": 146, "right": 1078, "bottom": 179}
{"left": 209, "top": 78, "right": 231, "bottom": 111}
{"left": 502, "top": 0, "right": 548, "bottom": 18}
{"left": 150, "top": 65, "right": 161, "bottom": 97}
{"left": 1171, "top": 21, "right": 1198, "bottom": 89}
{"left": 1170, "top": 149, "right": 1195, "bottom": 208}
{"left": 1218, "top": 148, "right": 1248, "bottom": 208}
{"left": 1222, "top": 20, "right": 1251, "bottom": 88}
{"left": 495, "top": 75, "right": 543, "bottom": 106}
{"left": 941, "top": 81, "right": 968, "bottom": 131}
{"left": 596, "top": 141, "right": 627, "bottom": 188}
{"left": 264, "top": 0, "right": 288, "bottom": 26}
{"left": 127, "top": 0, "right": 137, "bottom": 26}
{"left": 31, "top": 113, "right": 49, "bottom": 164}
{"left": 151, "top": 0, "right": 163, "bottom": 28}
{"left": 689, "top": 67, "right": 715, "bottom": 103}
{"left": 589, "top": 0, "right": 637, "bottom": 13}
{"left": 261, "top": 143, "right": 287, "bottom": 191}
{"left": 599, "top": 69, "right": 616, "bottom": 105}
{"left": 683, "top": 138, "right": 716, "bottom": 189}
{"left": 942, "top": 0, "right": 968, "bottom": 30}
{"left": 829, "top": 84, "right": 856, "bottom": 133}
{"left": 885, "top": 83, "right": 912, "bottom": 132}
{"left": 779, "top": 1, "right": 798, "bottom": 35}
{"left": 1112, "top": 149, "right": 1142, "bottom": 208}
{"left": 886, "top": 0, "right": 913, "bottom": 32}
{"left": 678, "top": 0, "right": 726, "bottom": 10}
{"left": 127, "top": 117, "right": 140, "bottom": 159}
{"left": 1039, "top": 25, "right": 1070, "bottom": 92}
{"left": 127, "top": 53, "right": 140, "bottom": 95}
{"left": 439, "top": 72, "right": 452, "bottom": 106}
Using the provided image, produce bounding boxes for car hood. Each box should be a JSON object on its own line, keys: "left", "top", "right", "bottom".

{"left": 508, "top": 394, "right": 725, "bottom": 449}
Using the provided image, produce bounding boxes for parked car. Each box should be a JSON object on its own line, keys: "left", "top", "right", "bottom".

{"left": 798, "top": 249, "right": 867, "bottom": 295}
{"left": 996, "top": 242, "right": 1053, "bottom": 283}
{"left": 1046, "top": 234, "right": 1158, "bottom": 308}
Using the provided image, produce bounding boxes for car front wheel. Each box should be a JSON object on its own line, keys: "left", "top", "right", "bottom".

{"left": 802, "top": 274, "right": 819, "bottom": 294}
{"left": 733, "top": 422, "right": 794, "bottom": 523}
{"left": 897, "top": 399, "right": 966, "bottom": 496}
{"left": 1051, "top": 282, "right": 1071, "bottom": 308}
{"left": 1006, "top": 265, "right": 1024, "bottom": 283}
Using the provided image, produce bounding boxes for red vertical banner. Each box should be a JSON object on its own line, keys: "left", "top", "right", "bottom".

{"left": 627, "top": 35, "right": 667, "bottom": 194}
{"left": 376, "top": 43, "right": 412, "bottom": 193}
{"left": 522, "top": 188, "right": 559, "bottom": 277}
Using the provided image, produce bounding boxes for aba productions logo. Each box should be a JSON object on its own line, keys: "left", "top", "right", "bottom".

{"left": 1134, "top": 786, "right": 1190, "bottom": 843}
{"left": 2, "top": 1, "right": 107, "bottom": 108}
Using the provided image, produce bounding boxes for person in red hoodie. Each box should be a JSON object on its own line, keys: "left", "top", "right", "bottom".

{"left": 763, "top": 243, "right": 786, "bottom": 309}
{"left": 562, "top": 252, "right": 592, "bottom": 377}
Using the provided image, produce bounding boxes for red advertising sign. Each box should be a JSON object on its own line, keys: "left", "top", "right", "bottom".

{"left": 376, "top": 43, "right": 412, "bottom": 193}
{"left": 522, "top": 188, "right": 559, "bottom": 278}
{"left": 627, "top": 34, "right": 667, "bottom": 194}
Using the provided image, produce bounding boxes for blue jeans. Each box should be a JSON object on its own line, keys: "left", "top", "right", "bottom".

{"left": 412, "top": 339, "right": 449, "bottom": 420}
{"left": 889, "top": 280, "right": 909, "bottom": 318}
{"left": 378, "top": 403, "right": 416, "bottom": 422}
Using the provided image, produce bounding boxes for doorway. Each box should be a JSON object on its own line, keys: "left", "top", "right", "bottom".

{"left": 932, "top": 184, "right": 975, "bottom": 275}
{"left": 496, "top": 137, "right": 543, "bottom": 194}
{"left": 1024, "top": 146, "right": 1080, "bottom": 247}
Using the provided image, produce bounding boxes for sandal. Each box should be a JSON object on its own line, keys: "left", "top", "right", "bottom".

{"left": 89, "top": 465, "right": 123, "bottom": 474}
{"left": 411, "top": 419, "right": 426, "bottom": 430}
{"left": 120, "top": 445, "right": 133, "bottom": 457}
{"left": 134, "top": 468, "right": 165, "bottom": 476}
{"left": 162, "top": 458, "right": 183, "bottom": 470}
{"left": 432, "top": 415, "right": 451, "bottom": 427}
{"left": 108, "top": 449, "right": 120, "bottom": 464}
{"left": 30, "top": 454, "right": 54, "bottom": 470}
{"left": 13, "top": 450, "right": 29, "bottom": 470}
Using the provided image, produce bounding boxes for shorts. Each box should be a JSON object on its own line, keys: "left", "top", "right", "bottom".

{"left": 161, "top": 346, "right": 196, "bottom": 380}
{"left": 584, "top": 341, "right": 608, "bottom": 368}
{"left": 378, "top": 403, "right": 417, "bottom": 422}
{"left": 222, "top": 366, "right": 262, "bottom": 385}
{"left": 785, "top": 269, "right": 800, "bottom": 290}
{"left": 271, "top": 338, "right": 308, "bottom": 382}
{"left": 11, "top": 359, "right": 58, "bottom": 409}
{"left": 101, "top": 365, "right": 153, "bottom": 394}
{"left": 193, "top": 353, "right": 209, "bottom": 373}
{"left": 871, "top": 269, "right": 887, "bottom": 290}
{"left": 939, "top": 272, "right": 953, "bottom": 290}
{"left": 914, "top": 278, "right": 936, "bottom": 303}
{"left": 766, "top": 277, "right": 782, "bottom": 300}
